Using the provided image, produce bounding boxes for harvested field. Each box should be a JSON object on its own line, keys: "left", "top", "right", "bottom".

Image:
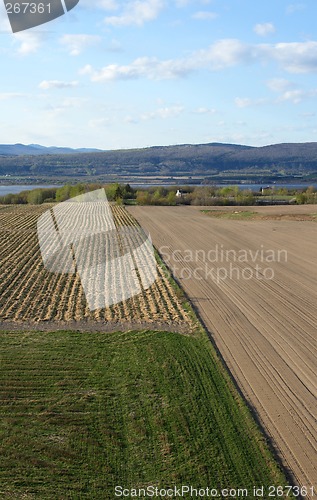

{"left": 0, "top": 205, "right": 193, "bottom": 332}
{"left": 129, "top": 205, "right": 317, "bottom": 497}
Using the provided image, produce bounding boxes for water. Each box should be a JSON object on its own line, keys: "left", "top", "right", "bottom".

{"left": 0, "top": 185, "right": 60, "bottom": 196}
{"left": 224, "top": 183, "right": 317, "bottom": 191}
{"left": 0, "top": 182, "right": 316, "bottom": 196}
{"left": 130, "top": 182, "right": 317, "bottom": 191}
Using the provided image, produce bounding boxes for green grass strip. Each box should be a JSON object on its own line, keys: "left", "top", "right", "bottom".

{"left": 0, "top": 330, "right": 288, "bottom": 499}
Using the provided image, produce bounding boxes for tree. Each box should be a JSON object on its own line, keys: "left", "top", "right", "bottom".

{"left": 56, "top": 185, "right": 72, "bottom": 202}
{"left": 27, "top": 189, "right": 45, "bottom": 205}
{"left": 296, "top": 192, "right": 307, "bottom": 204}
{"left": 305, "top": 186, "right": 317, "bottom": 204}
{"left": 105, "top": 183, "right": 123, "bottom": 201}
{"left": 218, "top": 186, "right": 235, "bottom": 197}
{"left": 122, "top": 184, "right": 135, "bottom": 200}
{"left": 166, "top": 191, "right": 176, "bottom": 205}
{"left": 136, "top": 190, "right": 151, "bottom": 205}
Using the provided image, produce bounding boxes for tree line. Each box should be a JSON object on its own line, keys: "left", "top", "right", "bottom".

{"left": 0, "top": 183, "right": 316, "bottom": 206}
{"left": 0, "top": 183, "right": 134, "bottom": 205}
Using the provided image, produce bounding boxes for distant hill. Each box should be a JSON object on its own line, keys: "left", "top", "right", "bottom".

{"left": 0, "top": 143, "right": 103, "bottom": 156}
{"left": 0, "top": 141, "right": 317, "bottom": 184}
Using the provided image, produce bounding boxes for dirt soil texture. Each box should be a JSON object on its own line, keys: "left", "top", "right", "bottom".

{"left": 129, "top": 204, "right": 317, "bottom": 497}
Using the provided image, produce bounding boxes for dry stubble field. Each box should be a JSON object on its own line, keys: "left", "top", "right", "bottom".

{"left": 0, "top": 204, "right": 192, "bottom": 332}
{"left": 129, "top": 204, "right": 317, "bottom": 497}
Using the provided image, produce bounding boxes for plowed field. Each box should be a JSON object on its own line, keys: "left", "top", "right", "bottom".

{"left": 0, "top": 204, "right": 192, "bottom": 332}
{"left": 129, "top": 205, "right": 317, "bottom": 497}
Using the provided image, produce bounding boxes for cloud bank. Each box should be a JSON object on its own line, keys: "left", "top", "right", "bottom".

{"left": 81, "top": 39, "right": 317, "bottom": 83}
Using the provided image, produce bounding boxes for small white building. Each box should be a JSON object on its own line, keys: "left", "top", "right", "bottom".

{"left": 176, "top": 189, "right": 190, "bottom": 198}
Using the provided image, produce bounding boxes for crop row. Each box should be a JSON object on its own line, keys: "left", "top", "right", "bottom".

{"left": 0, "top": 204, "right": 192, "bottom": 329}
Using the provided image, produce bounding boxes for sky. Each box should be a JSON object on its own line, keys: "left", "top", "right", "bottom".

{"left": 0, "top": 0, "right": 317, "bottom": 150}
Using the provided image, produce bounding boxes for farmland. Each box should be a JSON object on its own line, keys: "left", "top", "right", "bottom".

{"left": 0, "top": 202, "right": 300, "bottom": 498}
{"left": 0, "top": 330, "right": 288, "bottom": 499}
{"left": 0, "top": 204, "right": 192, "bottom": 332}
{"left": 129, "top": 204, "right": 317, "bottom": 497}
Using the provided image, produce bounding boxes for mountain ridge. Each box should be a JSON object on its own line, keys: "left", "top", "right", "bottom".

{"left": 0, "top": 141, "right": 317, "bottom": 183}
{"left": 0, "top": 143, "right": 103, "bottom": 156}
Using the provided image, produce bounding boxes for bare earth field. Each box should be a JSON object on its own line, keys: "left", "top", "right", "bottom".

{"left": 129, "top": 205, "right": 317, "bottom": 496}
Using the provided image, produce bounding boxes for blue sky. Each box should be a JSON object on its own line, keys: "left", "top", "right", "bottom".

{"left": 0, "top": 0, "right": 317, "bottom": 149}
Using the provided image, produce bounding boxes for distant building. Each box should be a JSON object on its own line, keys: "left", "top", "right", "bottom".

{"left": 176, "top": 189, "right": 190, "bottom": 198}
{"left": 261, "top": 186, "right": 272, "bottom": 195}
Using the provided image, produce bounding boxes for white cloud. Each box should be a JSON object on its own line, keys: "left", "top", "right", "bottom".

{"left": 266, "top": 78, "right": 317, "bottom": 104}
{"left": 267, "top": 41, "right": 317, "bottom": 73}
{"left": 88, "top": 118, "right": 111, "bottom": 128}
{"left": 60, "top": 34, "right": 101, "bottom": 56}
{"left": 81, "top": 39, "right": 317, "bottom": 83}
{"left": 174, "top": 0, "right": 212, "bottom": 6}
{"left": 60, "top": 98, "right": 86, "bottom": 107}
{"left": 278, "top": 88, "right": 317, "bottom": 104}
{"left": 104, "top": 0, "right": 164, "bottom": 26}
{"left": 39, "top": 80, "right": 79, "bottom": 90}
{"left": 278, "top": 90, "right": 304, "bottom": 104}
{"left": 0, "top": 92, "right": 26, "bottom": 100}
{"left": 286, "top": 3, "right": 306, "bottom": 15}
{"left": 174, "top": 0, "right": 190, "bottom": 7}
{"left": 266, "top": 78, "right": 293, "bottom": 92}
{"left": 124, "top": 115, "right": 138, "bottom": 124}
{"left": 299, "top": 112, "right": 315, "bottom": 118}
{"left": 14, "top": 33, "right": 43, "bottom": 55}
{"left": 141, "top": 106, "right": 184, "bottom": 120}
{"left": 235, "top": 97, "right": 267, "bottom": 108}
{"left": 80, "top": 0, "right": 119, "bottom": 10}
{"left": 81, "top": 39, "right": 252, "bottom": 82}
{"left": 253, "top": 22, "right": 275, "bottom": 37}
{"left": 79, "top": 64, "right": 94, "bottom": 76}
{"left": 81, "top": 57, "right": 192, "bottom": 81}
{"left": 196, "top": 39, "right": 253, "bottom": 70}
{"left": 192, "top": 11, "right": 217, "bottom": 20}
{"left": 235, "top": 97, "right": 252, "bottom": 108}
{"left": 45, "top": 98, "right": 87, "bottom": 118}
{"left": 107, "top": 38, "right": 123, "bottom": 51}
{"left": 194, "top": 107, "right": 216, "bottom": 114}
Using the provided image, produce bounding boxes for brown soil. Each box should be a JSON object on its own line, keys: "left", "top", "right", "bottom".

{"left": 0, "top": 319, "right": 190, "bottom": 334}
{"left": 129, "top": 204, "right": 317, "bottom": 497}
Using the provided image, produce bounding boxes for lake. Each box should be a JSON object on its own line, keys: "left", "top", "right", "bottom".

{"left": 130, "top": 182, "right": 317, "bottom": 191}
{"left": 0, "top": 185, "right": 60, "bottom": 196}
{"left": 220, "top": 183, "right": 317, "bottom": 191}
{"left": 0, "top": 182, "right": 316, "bottom": 196}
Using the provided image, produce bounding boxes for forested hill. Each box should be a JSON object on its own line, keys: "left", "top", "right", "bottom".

{"left": 1, "top": 142, "right": 317, "bottom": 183}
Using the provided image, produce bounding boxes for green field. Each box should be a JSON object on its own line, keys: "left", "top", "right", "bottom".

{"left": 201, "top": 210, "right": 258, "bottom": 220}
{"left": 0, "top": 329, "right": 288, "bottom": 499}
{"left": 201, "top": 209, "right": 317, "bottom": 221}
